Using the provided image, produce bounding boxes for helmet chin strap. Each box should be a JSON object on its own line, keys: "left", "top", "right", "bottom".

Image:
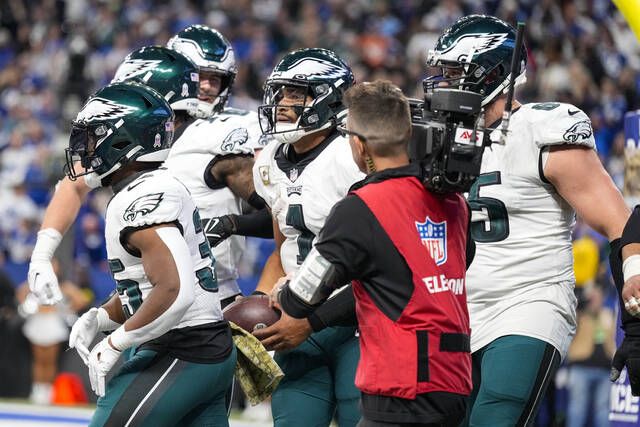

{"left": 274, "top": 120, "right": 332, "bottom": 145}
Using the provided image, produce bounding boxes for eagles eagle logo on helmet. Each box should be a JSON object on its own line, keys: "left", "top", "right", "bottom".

{"left": 76, "top": 98, "right": 137, "bottom": 123}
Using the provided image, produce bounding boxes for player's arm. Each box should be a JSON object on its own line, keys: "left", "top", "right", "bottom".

{"left": 254, "top": 217, "right": 286, "bottom": 294}
{"left": 208, "top": 154, "right": 257, "bottom": 203}
{"left": 619, "top": 207, "right": 640, "bottom": 317}
{"left": 107, "top": 224, "right": 195, "bottom": 350}
{"left": 28, "top": 172, "right": 92, "bottom": 304}
{"left": 544, "top": 145, "right": 629, "bottom": 240}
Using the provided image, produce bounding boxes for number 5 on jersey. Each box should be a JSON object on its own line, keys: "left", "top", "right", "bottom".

{"left": 468, "top": 172, "right": 510, "bottom": 243}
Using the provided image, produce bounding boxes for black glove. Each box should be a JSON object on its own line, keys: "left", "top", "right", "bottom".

{"left": 611, "top": 334, "right": 640, "bottom": 396}
{"left": 203, "top": 215, "right": 238, "bottom": 247}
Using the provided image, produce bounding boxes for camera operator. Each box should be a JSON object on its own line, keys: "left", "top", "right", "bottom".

{"left": 274, "top": 80, "right": 475, "bottom": 427}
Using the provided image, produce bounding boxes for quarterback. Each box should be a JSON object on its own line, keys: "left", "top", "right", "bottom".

{"left": 424, "top": 15, "right": 630, "bottom": 425}
{"left": 28, "top": 25, "right": 263, "bottom": 309}
{"left": 66, "top": 82, "right": 235, "bottom": 426}
{"left": 251, "top": 48, "right": 364, "bottom": 427}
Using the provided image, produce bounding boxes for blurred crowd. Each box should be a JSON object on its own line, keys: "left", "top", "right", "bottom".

{"left": 0, "top": 0, "right": 638, "bottom": 421}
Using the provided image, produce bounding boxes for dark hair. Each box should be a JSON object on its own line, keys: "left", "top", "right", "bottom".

{"left": 343, "top": 80, "right": 411, "bottom": 157}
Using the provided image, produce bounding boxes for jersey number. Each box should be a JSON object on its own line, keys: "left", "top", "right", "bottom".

{"left": 194, "top": 209, "right": 218, "bottom": 292}
{"left": 116, "top": 279, "right": 142, "bottom": 318}
{"left": 286, "top": 204, "right": 315, "bottom": 264}
{"left": 468, "top": 172, "right": 510, "bottom": 243}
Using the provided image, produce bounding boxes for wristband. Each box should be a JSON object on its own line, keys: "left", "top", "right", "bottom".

{"left": 108, "top": 325, "right": 134, "bottom": 351}
{"left": 624, "top": 255, "right": 640, "bottom": 282}
{"left": 31, "top": 228, "right": 63, "bottom": 262}
{"left": 96, "top": 307, "right": 121, "bottom": 332}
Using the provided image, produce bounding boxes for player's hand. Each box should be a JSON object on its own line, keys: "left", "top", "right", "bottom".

{"left": 88, "top": 337, "right": 121, "bottom": 397}
{"left": 269, "top": 275, "right": 291, "bottom": 309}
{"left": 203, "top": 215, "right": 237, "bottom": 247}
{"left": 253, "top": 311, "right": 312, "bottom": 352}
{"left": 69, "top": 308, "right": 101, "bottom": 364}
{"left": 28, "top": 260, "right": 63, "bottom": 305}
{"left": 622, "top": 275, "right": 640, "bottom": 317}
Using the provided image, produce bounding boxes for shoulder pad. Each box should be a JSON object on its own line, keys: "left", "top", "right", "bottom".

{"left": 526, "top": 103, "right": 595, "bottom": 149}
{"left": 117, "top": 173, "right": 184, "bottom": 229}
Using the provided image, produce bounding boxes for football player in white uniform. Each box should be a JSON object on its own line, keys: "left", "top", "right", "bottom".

{"left": 29, "top": 26, "right": 265, "bottom": 309}
{"left": 65, "top": 82, "right": 235, "bottom": 426}
{"left": 424, "top": 15, "right": 630, "bottom": 426}
{"left": 250, "top": 48, "right": 364, "bottom": 427}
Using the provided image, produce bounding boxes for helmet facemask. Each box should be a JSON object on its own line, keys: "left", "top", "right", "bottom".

{"left": 258, "top": 81, "right": 339, "bottom": 144}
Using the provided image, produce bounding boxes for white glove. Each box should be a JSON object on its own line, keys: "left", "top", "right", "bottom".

{"left": 87, "top": 337, "right": 121, "bottom": 397}
{"left": 28, "top": 229, "right": 63, "bottom": 305}
{"left": 70, "top": 307, "right": 121, "bottom": 364}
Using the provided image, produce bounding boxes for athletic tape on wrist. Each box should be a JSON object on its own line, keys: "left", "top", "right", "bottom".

{"left": 624, "top": 255, "right": 640, "bottom": 282}
{"left": 96, "top": 307, "right": 120, "bottom": 332}
{"left": 31, "top": 228, "right": 63, "bottom": 262}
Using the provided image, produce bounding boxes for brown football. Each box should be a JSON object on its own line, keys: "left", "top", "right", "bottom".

{"left": 222, "top": 295, "right": 281, "bottom": 332}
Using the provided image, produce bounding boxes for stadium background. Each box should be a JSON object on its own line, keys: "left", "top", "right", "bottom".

{"left": 0, "top": 0, "right": 637, "bottom": 425}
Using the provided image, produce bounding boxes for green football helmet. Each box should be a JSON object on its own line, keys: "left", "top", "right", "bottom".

{"left": 64, "top": 82, "right": 175, "bottom": 188}
{"left": 112, "top": 46, "right": 199, "bottom": 116}
{"left": 167, "top": 25, "right": 237, "bottom": 116}
{"left": 258, "top": 48, "right": 354, "bottom": 145}
{"left": 424, "top": 15, "right": 527, "bottom": 107}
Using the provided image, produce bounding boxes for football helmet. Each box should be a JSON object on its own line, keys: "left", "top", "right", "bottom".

{"left": 424, "top": 15, "right": 527, "bottom": 107}
{"left": 258, "top": 48, "right": 354, "bottom": 145}
{"left": 167, "top": 25, "right": 237, "bottom": 117}
{"left": 64, "top": 82, "right": 174, "bottom": 187}
{"left": 112, "top": 46, "right": 199, "bottom": 116}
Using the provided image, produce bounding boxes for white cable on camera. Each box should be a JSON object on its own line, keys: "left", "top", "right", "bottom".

{"left": 623, "top": 254, "right": 640, "bottom": 282}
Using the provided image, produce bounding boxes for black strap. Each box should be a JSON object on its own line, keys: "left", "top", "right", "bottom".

{"left": 417, "top": 330, "right": 430, "bottom": 382}
{"left": 440, "top": 333, "right": 471, "bottom": 353}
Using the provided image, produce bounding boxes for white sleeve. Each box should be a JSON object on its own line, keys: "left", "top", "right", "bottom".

{"left": 533, "top": 104, "right": 596, "bottom": 149}
{"left": 109, "top": 227, "right": 195, "bottom": 350}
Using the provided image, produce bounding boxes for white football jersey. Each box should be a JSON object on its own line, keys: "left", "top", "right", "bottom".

{"left": 164, "top": 108, "right": 261, "bottom": 300}
{"left": 105, "top": 168, "right": 223, "bottom": 330}
{"left": 253, "top": 134, "right": 364, "bottom": 274}
{"left": 466, "top": 102, "right": 596, "bottom": 357}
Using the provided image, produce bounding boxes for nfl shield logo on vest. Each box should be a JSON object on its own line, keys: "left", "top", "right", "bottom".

{"left": 416, "top": 217, "right": 447, "bottom": 265}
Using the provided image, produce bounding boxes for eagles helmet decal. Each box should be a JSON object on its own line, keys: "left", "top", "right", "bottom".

{"left": 123, "top": 193, "right": 164, "bottom": 222}
{"left": 76, "top": 98, "right": 137, "bottom": 123}
{"left": 112, "top": 59, "right": 162, "bottom": 83}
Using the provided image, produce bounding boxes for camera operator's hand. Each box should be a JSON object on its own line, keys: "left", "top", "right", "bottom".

{"left": 610, "top": 334, "right": 640, "bottom": 396}
{"left": 203, "top": 215, "right": 238, "bottom": 248}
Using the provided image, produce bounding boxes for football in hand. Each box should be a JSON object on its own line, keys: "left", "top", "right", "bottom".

{"left": 222, "top": 295, "right": 281, "bottom": 332}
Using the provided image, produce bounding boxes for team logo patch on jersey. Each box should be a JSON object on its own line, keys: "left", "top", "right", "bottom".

{"left": 416, "top": 217, "right": 447, "bottom": 266}
{"left": 289, "top": 168, "right": 299, "bottom": 182}
{"left": 123, "top": 192, "right": 164, "bottom": 222}
{"left": 221, "top": 128, "right": 249, "bottom": 152}
{"left": 76, "top": 98, "right": 137, "bottom": 123}
{"left": 563, "top": 120, "right": 592, "bottom": 143}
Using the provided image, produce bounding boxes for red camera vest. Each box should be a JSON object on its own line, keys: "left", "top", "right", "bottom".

{"left": 352, "top": 176, "right": 472, "bottom": 399}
